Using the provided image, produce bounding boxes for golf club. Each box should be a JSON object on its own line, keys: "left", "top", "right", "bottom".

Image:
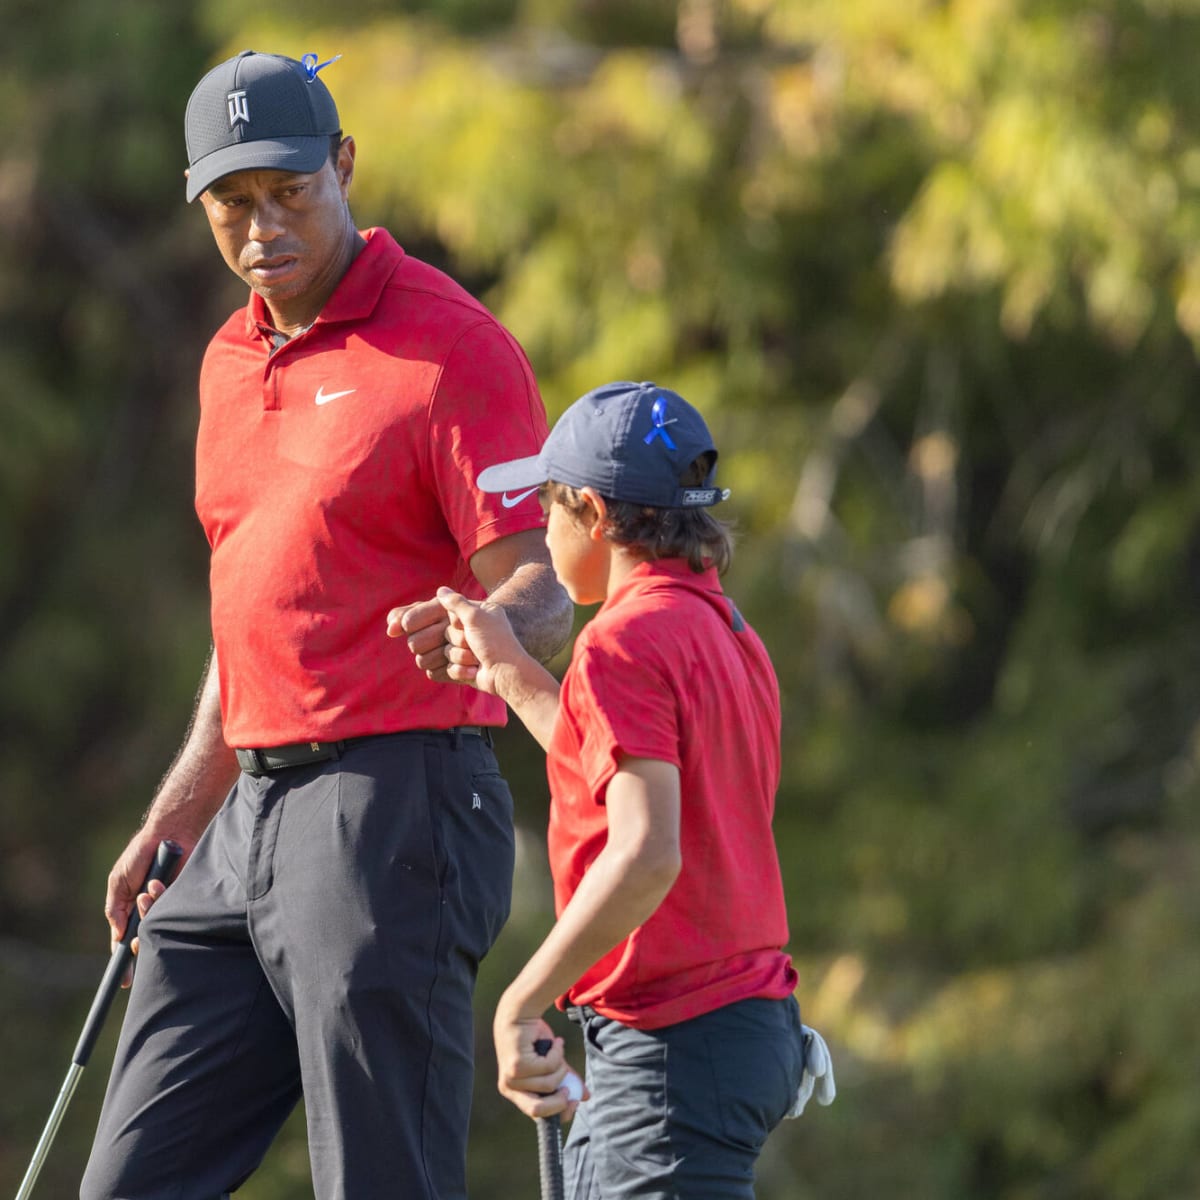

{"left": 533, "top": 1037, "right": 565, "bottom": 1200}
{"left": 15, "top": 838, "right": 184, "bottom": 1200}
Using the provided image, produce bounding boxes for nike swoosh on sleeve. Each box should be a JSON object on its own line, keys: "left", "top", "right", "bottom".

{"left": 501, "top": 486, "right": 539, "bottom": 508}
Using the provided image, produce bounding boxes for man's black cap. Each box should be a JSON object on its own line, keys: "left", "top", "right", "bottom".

{"left": 185, "top": 50, "right": 341, "bottom": 203}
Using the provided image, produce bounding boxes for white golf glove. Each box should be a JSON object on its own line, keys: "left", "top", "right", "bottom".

{"left": 786, "top": 1025, "right": 836, "bottom": 1117}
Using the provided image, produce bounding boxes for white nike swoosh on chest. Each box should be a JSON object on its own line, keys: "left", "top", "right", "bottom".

{"left": 315, "top": 387, "right": 356, "bottom": 406}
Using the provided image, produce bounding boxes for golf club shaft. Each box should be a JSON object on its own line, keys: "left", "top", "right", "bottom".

{"left": 14, "top": 1065, "right": 83, "bottom": 1200}
{"left": 533, "top": 1038, "right": 565, "bottom": 1200}
{"left": 14, "top": 839, "right": 183, "bottom": 1200}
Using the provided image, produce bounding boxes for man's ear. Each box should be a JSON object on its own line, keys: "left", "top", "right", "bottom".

{"left": 335, "top": 135, "right": 357, "bottom": 192}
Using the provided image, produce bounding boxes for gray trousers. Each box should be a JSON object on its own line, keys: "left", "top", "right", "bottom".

{"left": 564, "top": 997, "right": 805, "bottom": 1199}
{"left": 80, "top": 730, "right": 514, "bottom": 1200}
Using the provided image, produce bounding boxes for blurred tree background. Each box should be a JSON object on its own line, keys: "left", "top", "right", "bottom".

{"left": 2, "top": 0, "right": 1199, "bottom": 1196}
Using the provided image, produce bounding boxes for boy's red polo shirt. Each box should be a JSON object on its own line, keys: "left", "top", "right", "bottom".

{"left": 548, "top": 560, "right": 797, "bottom": 1030}
{"left": 195, "top": 228, "right": 549, "bottom": 748}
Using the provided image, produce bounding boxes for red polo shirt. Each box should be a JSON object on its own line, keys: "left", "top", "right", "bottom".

{"left": 195, "top": 228, "right": 549, "bottom": 748}
{"left": 548, "top": 560, "right": 797, "bottom": 1030}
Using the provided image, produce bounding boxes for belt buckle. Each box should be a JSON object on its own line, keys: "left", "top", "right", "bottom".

{"left": 236, "top": 747, "right": 267, "bottom": 776}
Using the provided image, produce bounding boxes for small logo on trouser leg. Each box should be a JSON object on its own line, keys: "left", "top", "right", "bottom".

{"left": 472, "top": 792, "right": 482, "bottom": 810}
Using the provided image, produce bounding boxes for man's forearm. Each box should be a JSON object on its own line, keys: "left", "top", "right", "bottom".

{"left": 143, "top": 648, "right": 239, "bottom": 843}
{"left": 488, "top": 561, "right": 573, "bottom": 664}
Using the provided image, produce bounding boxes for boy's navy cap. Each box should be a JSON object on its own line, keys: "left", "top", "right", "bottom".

{"left": 477, "top": 381, "right": 729, "bottom": 509}
{"left": 185, "top": 51, "right": 341, "bottom": 202}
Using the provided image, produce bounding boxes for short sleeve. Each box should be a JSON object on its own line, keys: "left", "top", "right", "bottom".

{"left": 568, "top": 633, "right": 684, "bottom": 803}
{"left": 427, "top": 321, "right": 550, "bottom": 559}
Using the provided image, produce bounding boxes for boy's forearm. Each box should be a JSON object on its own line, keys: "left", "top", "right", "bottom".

{"left": 499, "top": 839, "right": 679, "bottom": 1020}
{"left": 492, "top": 656, "right": 561, "bottom": 751}
{"left": 502, "top": 758, "right": 682, "bottom": 1020}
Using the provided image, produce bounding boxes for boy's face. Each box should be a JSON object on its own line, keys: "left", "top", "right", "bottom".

{"left": 543, "top": 492, "right": 609, "bottom": 606}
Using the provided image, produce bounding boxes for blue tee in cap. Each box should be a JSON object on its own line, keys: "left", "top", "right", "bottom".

{"left": 477, "top": 381, "right": 729, "bottom": 509}
{"left": 185, "top": 50, "right": 342, "bottom": 202}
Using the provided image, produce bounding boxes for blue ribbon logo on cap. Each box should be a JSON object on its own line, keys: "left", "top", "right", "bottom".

{"left": 643, "top": 395, "right": 678, "bottom": 450}
{"left": 302, "top": 53, "right": 342, "bottom": 82}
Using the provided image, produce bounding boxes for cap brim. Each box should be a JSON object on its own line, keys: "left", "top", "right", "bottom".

{"left": 476, "top": 455, "right": 547, "bottom": 494}
{"left": 186, "top": 135, "right": 332, "bottom": 202}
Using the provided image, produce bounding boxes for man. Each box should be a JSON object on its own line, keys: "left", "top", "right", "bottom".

{"left": 80, "top": 49, "right": 571, "bottom": 1200}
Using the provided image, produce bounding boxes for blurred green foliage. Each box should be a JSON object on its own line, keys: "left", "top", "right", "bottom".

{"left": 2, "top": 1, "right": 1199, "bottom": 1197}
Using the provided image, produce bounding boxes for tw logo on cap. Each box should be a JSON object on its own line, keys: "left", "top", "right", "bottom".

{"left": 227, "top": 90, "right": 250, "bottom": 128}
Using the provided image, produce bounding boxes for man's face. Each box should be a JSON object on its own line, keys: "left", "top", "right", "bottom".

{"left": 197, "top": 140, "right": 355, "bottom": 321}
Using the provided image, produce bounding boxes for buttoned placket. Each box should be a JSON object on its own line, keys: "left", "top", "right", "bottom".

{"left": 258, "top": 322, "right": 314, "bottom": 412}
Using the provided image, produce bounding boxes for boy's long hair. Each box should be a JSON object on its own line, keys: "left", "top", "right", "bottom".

{"left": 546, "top": 452, "right": 734, "bottom": 574}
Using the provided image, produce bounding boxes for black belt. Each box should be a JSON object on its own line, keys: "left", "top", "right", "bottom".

{"left": 235, "top": 727, "right": 490, "bottom": 777}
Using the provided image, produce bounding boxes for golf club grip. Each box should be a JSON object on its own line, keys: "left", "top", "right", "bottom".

{"left": 533, "top": 1037, "right": 565, "bottom": 1200}
{"left": 537, "top": 1113, "right": 564, "bottom": 1200}
{"left": 71, "top": 839, "right": 183, "bottom": 1067}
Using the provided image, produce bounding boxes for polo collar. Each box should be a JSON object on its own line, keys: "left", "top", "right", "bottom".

{"left": 242, "top": 227, "right": 406, "bottom": 339}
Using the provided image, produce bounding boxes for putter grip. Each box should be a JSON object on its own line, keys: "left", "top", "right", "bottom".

{"left": 72, "top": 839, "right": 183, "bottom": 1067}
{"left": 533, "top": 1037, "right": 565, "bottom": 1200}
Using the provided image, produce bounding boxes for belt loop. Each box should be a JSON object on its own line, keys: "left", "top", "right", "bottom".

{"left": 248, "top": 748, "right": 266, "bottom": 775}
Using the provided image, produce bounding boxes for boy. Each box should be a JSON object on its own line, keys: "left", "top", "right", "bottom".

{"left": 397, "top": 380, "right": 812, "bottom": 1198}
